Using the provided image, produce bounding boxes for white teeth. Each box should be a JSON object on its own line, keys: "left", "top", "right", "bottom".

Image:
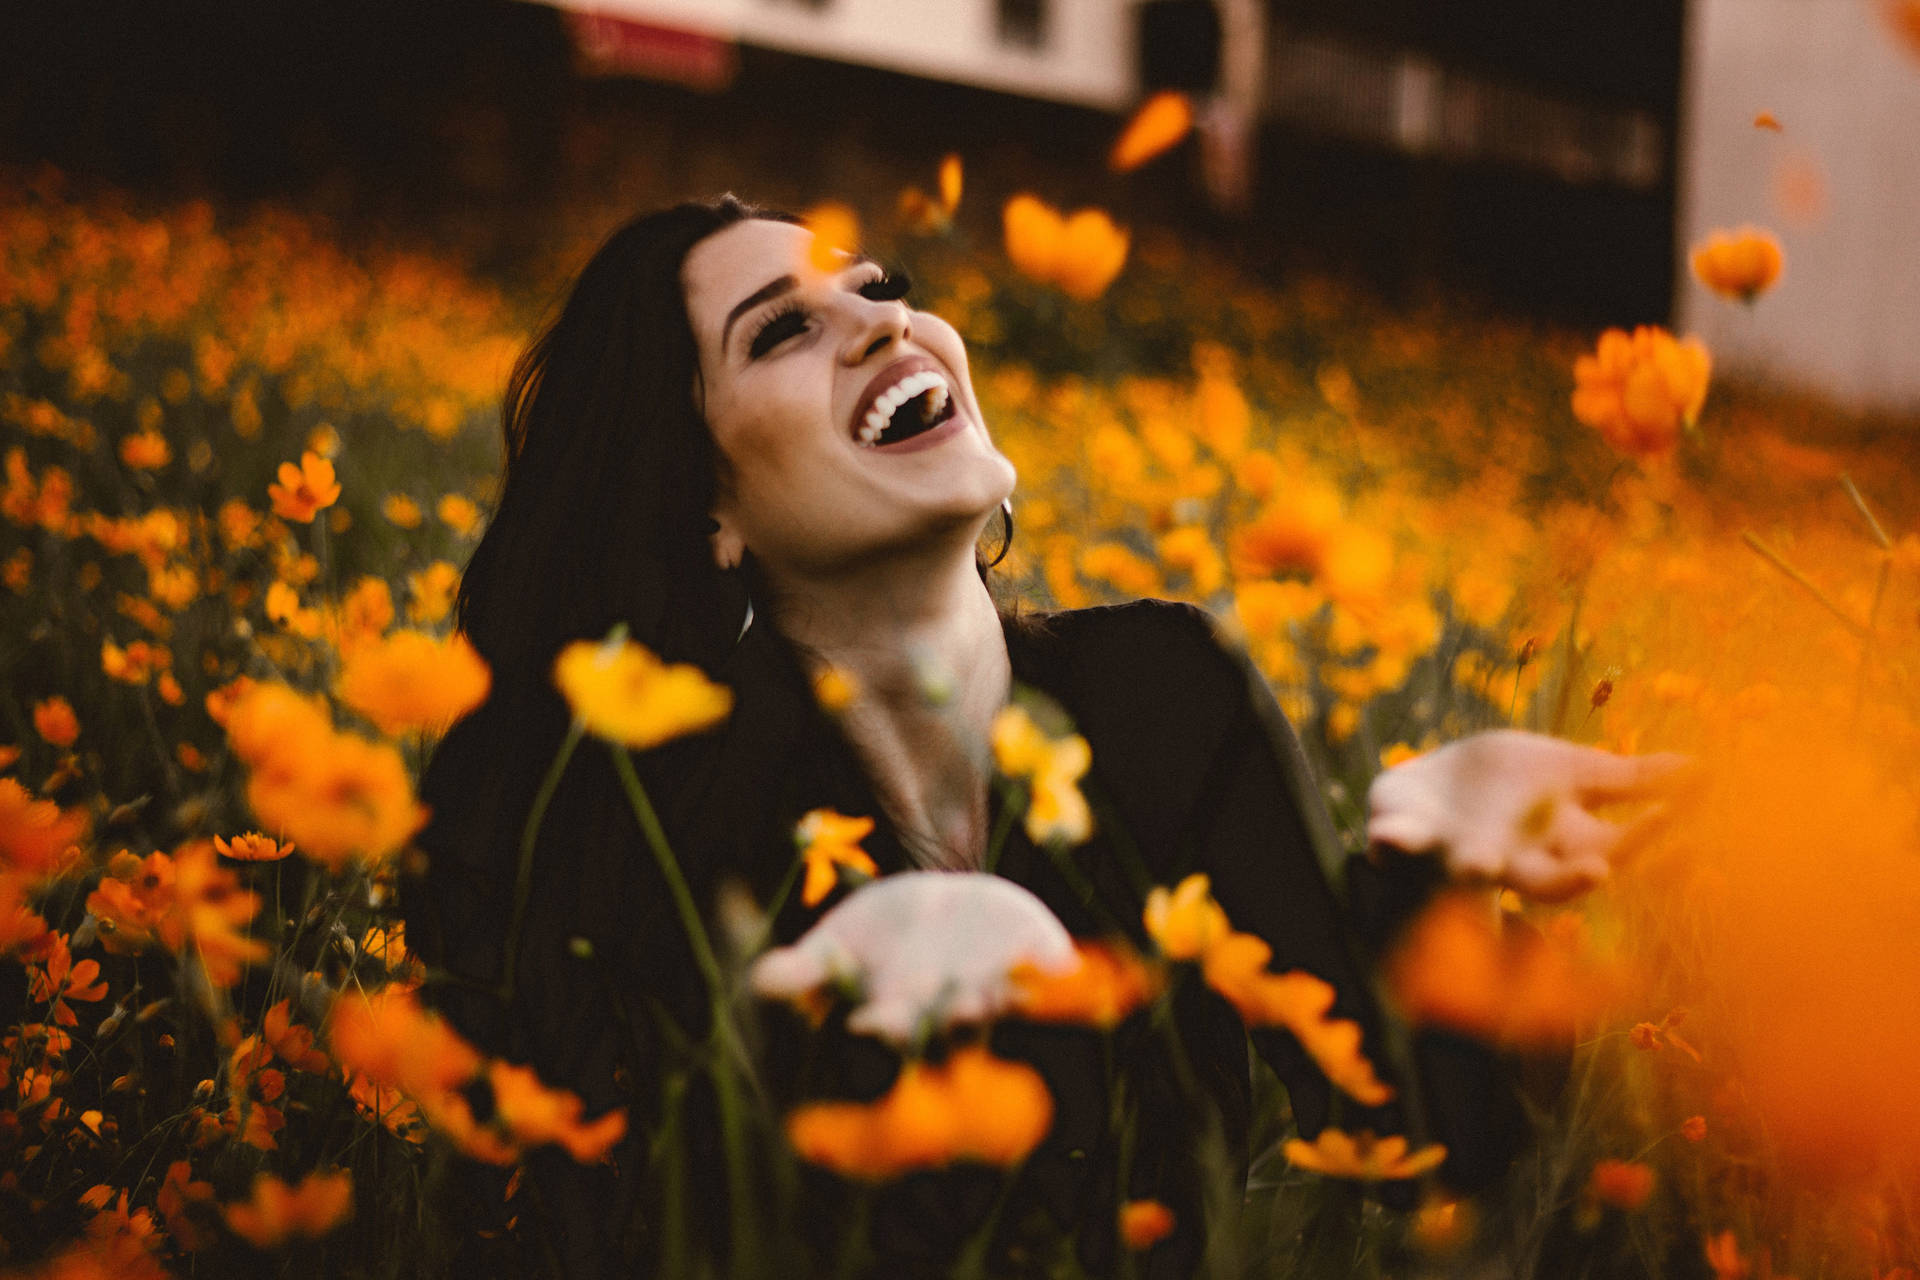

{"left": 854, "top": 370, "right": 951, "bottom": 447}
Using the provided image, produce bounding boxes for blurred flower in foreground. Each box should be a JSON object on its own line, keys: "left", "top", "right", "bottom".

{"left": 1110, "top": 92, "right": 1194, "bottom": 172}
{"left": 1706, "top": 1229, "right": 1751, "bottom": 1280}
{"left": 1011, "top": 938, "right": 1162, "bottom": 1029}
{"left": 1690, "top": 226, "right": 1784, "bottom": 304}
{"left": 1571, "top": 326, "right": 1711, "bottom": 460}
{"left": 1147, "top": 874, "right": 1392, "bottom": 1104}
{"left": 1120, "top": 1199, "right": 1176, "bottom": 1250}
{"left": 1753, "top": 112, "right": 1783, "bottom": 131}
{"left": 1003, "top": 194, "right": 1129, "bottom": 301}
{"left": 1585, "top": 1158, "right": 1656, "bottom": 1210}
{"left": 785, "top": 1045, "right": 1052, "bottom": 1179}
{"left": 267, "top": 451, "right": 341, "bottom": 523}
{"left": 222, "top": 1170, "right": 353, "bottom": 1247}
{"left": 32, "top": 696, "right": 79, "bottom": 747}
{"left": 803, "top": 201, "right": 860, "bottom": 274}
{"left": 553, "top": 633, "right": 732, "bottom": 751}
{"left": 991, "top": 703, "right": 1093, "bottom": 844}
{"left": 794, "top": 808, "right": 878, "bottom": 907}
{"left": 337, "top": 629, "right": 491, "bottom": 736}
{"left": 1885, "top": 0, "right": 1920, "bottom": 60}
{"left": 1284, "top": 1128, "right": 1447, "bottom": 1181}
{"left": 752, "top": 872, "right": 1077, "bottom": 1046}
{"left": 1384, "top": 891, "right": 1625, "bottom": 1046}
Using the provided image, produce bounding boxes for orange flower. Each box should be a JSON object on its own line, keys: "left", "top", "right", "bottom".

{"left": 118, "top": 428, "right": 171, "bottom": 470}
{"left": 168, "top": 840, "right": 270, "bottom": 986}
{"left": 222, "top": 1170, "right": 353, "bottom": 1247}
{"left": 1384, "top": 891, "right": 1626, "bottom": 1046}
{"left": 1571, "top": 325, "right": 1711, "bottom": 460}
{"left": 327, "top": 986, "right": 482, "bottom": 1098}
{"left": 1753, "top": 111, "right": 1782, "bottom": 131}
{"left": 29, "top": 932, "right": 108, "bottom": 1027}
{"left": 157, "top": 1159, "right": 218, "bottom": 1252}
{"left": 1119, "top": 1199, "right": 1176, "bottom": 1250}
{"left": 1706, "top": 1230, "right": 1752, "bottom": 1280}
{"left": 266, "top": 451, "right": 341, "bottom": 523}
{"left": 485, "top": 1061, "right": 629, "bottom": 1162}
{"left": 213, "top": 832, "right": 294, "bottom": 862}
{"left": 1690, "top": 226, "right": 1785, "bottom": 304}
{"left": 1586, "top": 1158, "right": 1655, "bottom": 1210}
{"left": 553, "top": 633, "right": 732, "bottom": 751}
{"left": 803, "top": 202, "right": 861, "bottom": 273}
{"left": 0, "top": 777, "right": 89, "bottom": 876}
{"left": 1002, "top": 195, "right": 1129, "bottom": 301}
{"left": 245, "top": 731, "right": 425, "bottom": 871}
{"left": 407, "top": 560, "right": 460, "bottom": 624}
{"left": 381, "top": 493, "right": 422, "bottom": 528}
{"left": 33, "top": 697, "right": 79, "bottom": 748}
{"left": 1228, "top": 484, "right": 1344, "bottom": 580}
{"left": 785, "top": 1045, "right": 1052, "bottom": 1179}
{"left": 1681, "top": 1114, "right": 1708, "bottom": 1142}
{"left": 795, "top": 809, "right": 878, "bottom": 907}
{"left": 1286, "top": 1128, "right": 1447, "bottom": 1181}
{"left": 1110, "top": 91, "right": 1194, "bottom": 172}
{"left": 1201, "top": 932, "right": 1393, "bottom": 1105}
{"left": 85, "top": 850, "right": 171, "bottom": 954}
{"left": 1142, "top": 873, "right": 1229, "bottom": 960}
{"left": 336, "top": 629, "right": 491, "bottom": 736}
{"left": 436, "top": 492, "right": 479, "bottom": 536}
{"left": 1011, "top": 938, "right": 1162, "bottom": 1029}
{"left": 811, "top": 665, "right": 860, "bottom": 713}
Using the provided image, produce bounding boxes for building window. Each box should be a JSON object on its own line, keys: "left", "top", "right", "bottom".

{"left": 997, "top": 0, "right": 1047, "bottom": 49}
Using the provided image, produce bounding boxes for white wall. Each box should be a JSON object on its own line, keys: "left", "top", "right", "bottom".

{"left": 569, "top": 0, "right": 1137, "bottom": 109}
{"left": 1677, "top": 0, "right": 1920, "bottom": 411}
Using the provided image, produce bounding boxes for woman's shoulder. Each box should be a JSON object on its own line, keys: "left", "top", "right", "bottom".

{"left": 1010, "top": 597, "right": 1254, "bottom": 710}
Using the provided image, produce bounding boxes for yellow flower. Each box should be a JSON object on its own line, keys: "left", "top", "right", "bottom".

{"left": 1109, "top": 91, "right": 1194, "bottom": 172}
{"left": 553, "top": 634, "right": 732, "bottom": 750}
{"left": 437, "top": 492, "right": 480, "bottom": 536}
{"left": 1201, "top": 932, "right": 1394, "bottom": 1105}
{"left": 1690, "top": 226, "right": 1784, "bottom": 304}
{"left": 1142, "top": 873, "right": 1229, "bottom": 960}
{"left": 990, "top": 704, "right": 1093, "bottom": 845}
{"left": 381, "top": 493, "right": 422, "bottom": 528}
{"left": 407, "top": 560, "right": 460, "bottom": 624}
{"left": 812, "top": 665, "right": 860, "bottom": 713}
{"left": 1011, "top": 938, "right": 1162, "bottom": 1029}
{"left": 1283, "top": 1128, "right": 1447, "bottom": 1181}
{"left": 267, "top": 451, "right": 341, "bottom": 523}
{"left": 337, "top": 629, "right": 491, "bottom": 736}
{"left": 795, "top": 808, "right": 879, "bottom": 907}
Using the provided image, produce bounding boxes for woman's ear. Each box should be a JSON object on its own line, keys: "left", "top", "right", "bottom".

{"left": 709, "top": 514, "right": 746, "bottom": 572}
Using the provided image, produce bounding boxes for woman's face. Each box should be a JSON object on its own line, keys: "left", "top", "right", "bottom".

{"left": 682, "top": 218, "right": 1016, "bottom": 581}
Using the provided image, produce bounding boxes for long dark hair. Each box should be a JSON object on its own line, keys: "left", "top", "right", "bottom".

{"left": 458, "top": 195, "right": 798, "bottom": 684}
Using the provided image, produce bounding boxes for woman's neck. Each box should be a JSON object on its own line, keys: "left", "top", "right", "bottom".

{"left": 765, "top": 545, "right": 1009, "bottom": 870}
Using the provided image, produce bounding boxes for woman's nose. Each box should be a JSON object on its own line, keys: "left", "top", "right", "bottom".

{"left": 841, "top": 295, "right": 911, "bottom": 365}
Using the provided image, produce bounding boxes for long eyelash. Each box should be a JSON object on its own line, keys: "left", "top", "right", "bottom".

{"left": 747, "top": 302, "right": 808, "bottom": 358}
{"left": 860, "top": 270, "right": 912, "bottom": 302}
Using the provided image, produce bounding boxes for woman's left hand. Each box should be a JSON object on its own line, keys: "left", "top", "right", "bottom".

{"left": 1366, "top": 729, "right": 1690, "bottom": 902}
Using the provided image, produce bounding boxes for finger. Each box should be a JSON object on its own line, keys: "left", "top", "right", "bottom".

{"left": 749, "top": 946, "right": 829, "bottom": 999}
{"left": 1505, "top": 842, "right": 1610, "bottom": 903}
{"left": 1572, "top": 749, "right": 1693, "bottom": 804}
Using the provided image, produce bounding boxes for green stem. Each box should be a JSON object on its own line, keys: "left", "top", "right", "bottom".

{"left": 1740, "top": 532, "right": 1868, "bottom": 638}
{"left": 496, "top": 722, "right": 582, "bottom": 1004}
{"left": 608, "top": 745, "right": 725, "bottom": 999}
{"left": 1840, "top": 473, "right": 1893, "bottom": 550}
{"left": 981, "top": 779, "right": 1021, "bottom": 875}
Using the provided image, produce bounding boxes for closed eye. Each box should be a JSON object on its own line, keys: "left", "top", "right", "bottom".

{"left": 745, "top": 268, "right": 912, "bottom": 360}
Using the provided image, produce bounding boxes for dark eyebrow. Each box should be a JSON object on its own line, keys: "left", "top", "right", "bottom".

{"left": 719, "top": 253, "right": 882, "bottom": 355}
{"left": 721, "top": 274, "right": 796, "bottom": 354}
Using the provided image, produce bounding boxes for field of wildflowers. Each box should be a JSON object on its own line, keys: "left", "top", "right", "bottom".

{"left": 2, "top": 93, "right": 1917, "bottom": 1280}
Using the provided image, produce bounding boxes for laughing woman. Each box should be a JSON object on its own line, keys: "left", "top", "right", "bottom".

{"left": 404, "top": 197, "right": 1674, "bottom": 1278}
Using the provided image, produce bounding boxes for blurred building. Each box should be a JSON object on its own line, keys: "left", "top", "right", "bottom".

{"left": 1677, "top": 0, "right": 1920, "bottom": 410}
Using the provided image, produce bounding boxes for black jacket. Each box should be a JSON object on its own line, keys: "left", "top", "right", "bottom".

{"left": 405, "top": 599, "right": 1528, "bottom": 1277}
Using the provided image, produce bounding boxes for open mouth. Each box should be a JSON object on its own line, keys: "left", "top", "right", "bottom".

{"left": 855, "top": 371, "right": 957, "bottom": 449}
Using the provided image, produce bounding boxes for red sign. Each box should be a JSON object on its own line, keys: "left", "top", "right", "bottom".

{"left": 564, "top": 11, "right": 738, "bottom": 90}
